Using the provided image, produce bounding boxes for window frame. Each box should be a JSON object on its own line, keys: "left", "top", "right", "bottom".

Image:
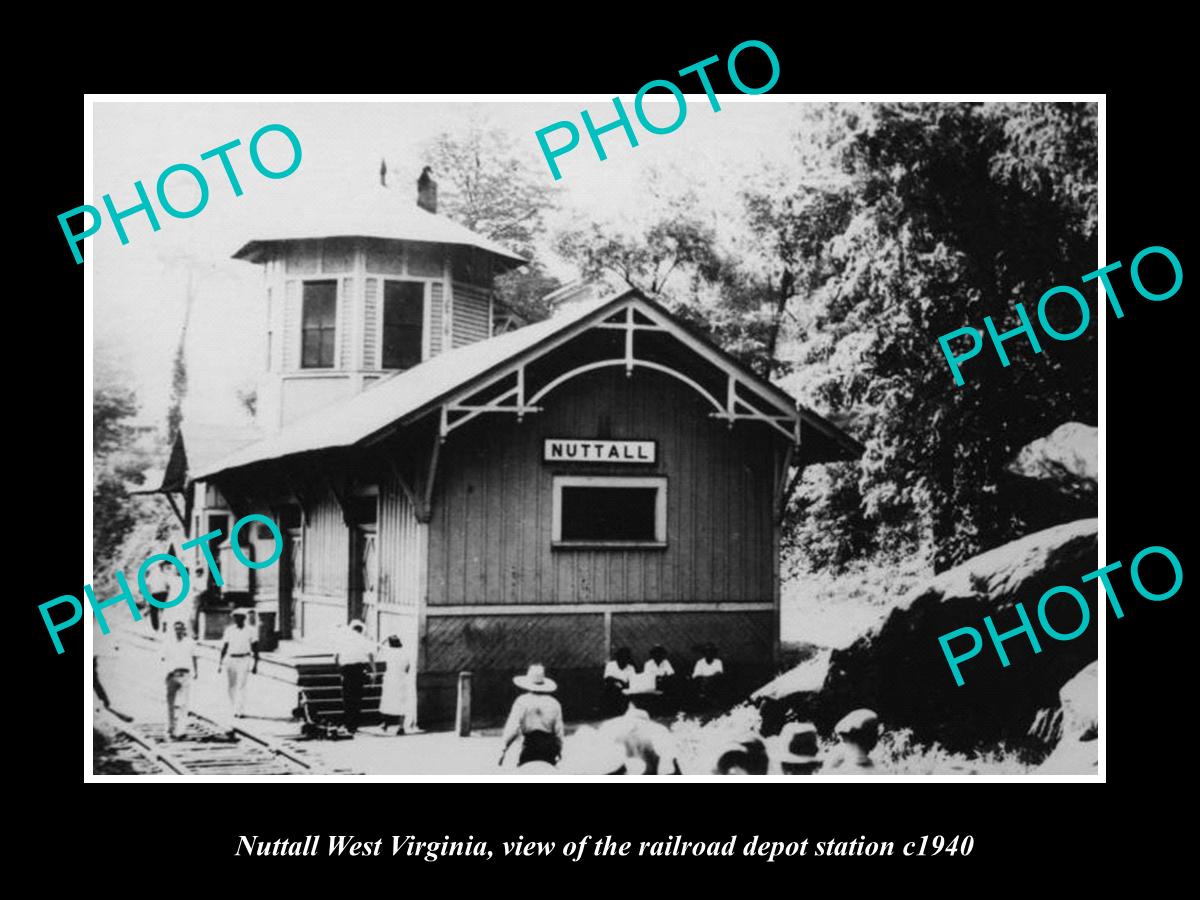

{"left": 300, "top": 279, "right": 339, "bottom": 369}
{"left": 551, "top": 475, "right": 668, "bottom": 549}
{"left": 379, "top": 279, "right": 428, "bottom": 370}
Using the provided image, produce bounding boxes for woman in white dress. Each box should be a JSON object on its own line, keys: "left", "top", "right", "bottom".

{"left": 377, "top": 634, "right": 413, "bottom": 735}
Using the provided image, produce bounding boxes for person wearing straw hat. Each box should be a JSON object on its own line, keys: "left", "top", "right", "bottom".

{"left": 770, "top": 722, "right": 824, "bottom": 775}
{"left": 499, "top": 664, "right": 564, "bottom": 768}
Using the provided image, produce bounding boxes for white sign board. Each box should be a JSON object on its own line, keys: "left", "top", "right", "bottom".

{"left": 543, "top": 439, "right": 657, "bottom": 464}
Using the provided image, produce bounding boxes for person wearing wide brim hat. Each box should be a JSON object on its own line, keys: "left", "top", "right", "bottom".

{"left": 826, "top": 708, "right": 880, "bottom": 771}
{"left": 770, "top": 722, "right": 824, "bottom": 775}
{"left": 500, "top": 664, "right": 565, "bottom": 769}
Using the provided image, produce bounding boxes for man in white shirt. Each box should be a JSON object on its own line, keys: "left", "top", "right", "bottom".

{"left": 691, "top": 643, "right": 725, "bottom": 709}
{"left": 218, "top": 610, "right": 258, "bottom": 718}
{"left": 603, "top": 647, "right": 637, "bottom": 716}
{"left": 643, "top": 645, "right": 675, "bottom": 687}
{"left": 334, "top": 620, "right": 376, "bottom": 734}
{"left": 161, "top": 621, "right": 198, "bottom": 740}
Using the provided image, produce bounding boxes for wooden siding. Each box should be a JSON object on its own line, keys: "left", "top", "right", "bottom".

{"left": 283, "top": 278, "right": 300, "bottom": 370}
{"left": 377, "top": 472, "right": 424, "bottom": 608}
{"left": 363, "top": 278, "right": 379, "bottom": 369}
{"left": 429, "top": 282, "right": 444, "bottom": 357}
{"left": 451, "top": 282, "right": 491, "bottom": 347}
{"left": 302, "top": 486, "right": 349, "bottom": 599}
{"left": 425, "top": 613, "right": 605, "bottom": 672}
{"left": 610, "top": 610, "right": 774, "bottom": 669}
{"left": 426, "top": 367, "right": 777, "bottom": 608}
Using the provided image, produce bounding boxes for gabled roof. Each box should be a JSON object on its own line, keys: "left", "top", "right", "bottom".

{"left": 194, "top": 290, "right": 863, "bottom": 482}
{"left": 232, "top": 186, "right": 527, "bottom": 266}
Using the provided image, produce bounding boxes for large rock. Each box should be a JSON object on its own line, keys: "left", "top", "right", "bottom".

{"left": 1008, "top": 422, "right": 1097, "bottom": 499}
{"left": 1036, "top": 661, "right": 1098, "bottom": 774}
{"left": 764, "top": 518, "right": 1098, "bottom": 751}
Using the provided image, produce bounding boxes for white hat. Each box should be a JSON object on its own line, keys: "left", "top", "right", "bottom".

{"left": 513, "top": 663, "right": 557, "bottom": 693}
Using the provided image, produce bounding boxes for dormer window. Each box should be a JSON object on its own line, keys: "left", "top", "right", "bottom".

{"left": 301, "top": 280, "right": 337, "bottom": 368}
{"left": 382, "top": 280, "right": 424, "bottom": 369}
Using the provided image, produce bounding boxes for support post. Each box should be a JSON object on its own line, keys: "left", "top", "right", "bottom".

{"left": 456, "top": 671, "right": 472, "bottom": 737}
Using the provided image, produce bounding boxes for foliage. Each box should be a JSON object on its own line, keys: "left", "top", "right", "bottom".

{"left": 787, "top": 103, "right": 1098, "bottom": 572}
{"left": 94, "top": 384, "right": 153, "bottom": 566}
{"left": 555, "top": 104, "right": 1097, "bottom": 575}
{"left": 425, "top": 123, "right": 562, "bottom": 323}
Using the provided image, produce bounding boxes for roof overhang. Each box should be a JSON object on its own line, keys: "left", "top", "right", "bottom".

{"left": 194, "top": 290, "right": 862, "bottom": 482}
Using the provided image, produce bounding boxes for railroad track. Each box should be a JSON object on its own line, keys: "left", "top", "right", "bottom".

{"left": 98, "top": 708, "right": 321, "bottom": 776}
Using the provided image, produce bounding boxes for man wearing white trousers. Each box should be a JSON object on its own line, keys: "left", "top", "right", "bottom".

{"left": 162, "top": 621, "right": 199, "bottom": 739}
{"left": 218, "top": 610, "right": 259, "bottom": 718}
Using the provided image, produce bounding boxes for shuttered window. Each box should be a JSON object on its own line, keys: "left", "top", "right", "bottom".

{"left": 301, "top": 280, "right": 337, "bottom": 368}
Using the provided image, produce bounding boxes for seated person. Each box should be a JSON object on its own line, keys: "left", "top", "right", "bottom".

{"left": 691, "top": 643, "right": 724, "bottom": 708}
{"left": 643, "top": 644, "right": 676, "bottom": 691}
{"left": 603, "top": 647, "right": 637, "bottom": 714}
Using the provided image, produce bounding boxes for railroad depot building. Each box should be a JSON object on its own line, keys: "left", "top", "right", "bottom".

{"left": 158, "top": 175, "right": 862, "bottom": 726}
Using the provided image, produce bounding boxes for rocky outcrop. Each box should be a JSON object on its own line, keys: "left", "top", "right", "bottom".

{"left": 1008, "top": 422, "right": 1097, "bottom": 493}
{"left": 1005, "top": 422, "right": 1097, "bottom": 532}
{"left": 1036, "top": 661, "right": 1098, "bottom": 774}
{"left": 762, "top": 518, "right": 1098, "bottom": 751}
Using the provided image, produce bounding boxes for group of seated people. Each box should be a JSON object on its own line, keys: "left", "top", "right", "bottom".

{"left": 601, "top": 644, "right": 725, "bottom": 715}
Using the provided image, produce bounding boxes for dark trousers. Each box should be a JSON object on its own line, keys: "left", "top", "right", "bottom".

{"left": 519, "top": 730, "right": 561, "bottom": 766}
{"left": 149, "top": 593, "right": 167, "bottom": 632}
{"left": 341, "top": 664, "right": 367, "bottom": 732}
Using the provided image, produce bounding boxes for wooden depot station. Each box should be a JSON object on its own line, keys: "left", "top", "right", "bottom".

{"left": 146, "top": 173, "right": 862, "bottom": 727}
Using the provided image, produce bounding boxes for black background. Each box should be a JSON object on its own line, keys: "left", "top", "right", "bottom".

{"left": 19, "top": 19, "right": 1190, "bottom": 884}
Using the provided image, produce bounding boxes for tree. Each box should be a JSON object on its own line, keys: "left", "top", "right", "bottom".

{"left": 783, "top": 102, "right": 1098, "bottom": 572}
{"left": 424, "top": 123, "right": 562, "bottom": 322}
{"left": 94, "top": 385, "right": 153, "bottom": 565}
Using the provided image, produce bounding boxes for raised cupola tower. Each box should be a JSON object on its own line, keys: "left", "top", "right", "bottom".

{"left": 233, "top": 169, "right": 526, "bottom": 430}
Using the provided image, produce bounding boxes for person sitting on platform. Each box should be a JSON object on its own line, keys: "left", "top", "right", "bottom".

{"left": 642, "top": 644, "right": 676, "bottom": 706}
{"left": 690, "top": 643, "right": 725, "bottom": 709}
{"left": 643, "top": 644, "right": 675, "bottom": 687}
{"left": 499, "top": 664, "right": 565, "bottom": 769}
{"left": 603, "top": 647, "right": 637, "bottom": 714}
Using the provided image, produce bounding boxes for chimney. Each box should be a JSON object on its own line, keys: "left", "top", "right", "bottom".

{"left": 417, "top": 166, "right": 437, "bottom": 213}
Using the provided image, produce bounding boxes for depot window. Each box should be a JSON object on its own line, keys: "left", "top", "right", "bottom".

{"left": 552, "top": 476, "right": 667, "bottom": 548}
{"left": 301, "top": 280, "right": 337, "bottom": 368}
{"left": 382, "top": 280, "right": 425, "bottom": 369}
